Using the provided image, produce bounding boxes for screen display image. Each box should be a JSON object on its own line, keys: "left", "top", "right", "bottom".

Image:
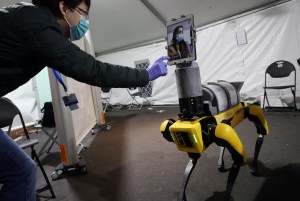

{"left": 166, "top": 15, "right": 196, "bottom": 65}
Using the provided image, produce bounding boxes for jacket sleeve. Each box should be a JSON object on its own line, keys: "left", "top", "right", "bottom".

{"left": 29, "top": 19, "right": 149, "bottom": 88}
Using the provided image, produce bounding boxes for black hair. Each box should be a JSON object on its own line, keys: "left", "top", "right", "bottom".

{"left": 171, "top": 25, "right": 183, "bottom": 45}
{"left": 171, "top": 25, "right": 189, "bottom": 58}
{"left": 32, "top": 0, "right": 91, "bottom": 17}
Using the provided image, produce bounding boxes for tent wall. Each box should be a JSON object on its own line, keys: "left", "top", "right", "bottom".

{"left": 2, "top": 1, "right": 300, "bottom": 133}
{"left": 4, "top": 68, "right": 52, "bottom": 130}
{"left": 3, "top": 80, "right": 39, "bottom": 130}
{"left": 97, "top": 0, "right": 300, "bottom": 108}
{"left": 35, "top": 68, "right": 52, "bottom": 113}
{"left": 98, "top": 43, "right": 177, "bottom": 105}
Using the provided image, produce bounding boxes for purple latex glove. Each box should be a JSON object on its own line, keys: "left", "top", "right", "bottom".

{"left": 146, "top": 56, "right": 170, "bottom": 81}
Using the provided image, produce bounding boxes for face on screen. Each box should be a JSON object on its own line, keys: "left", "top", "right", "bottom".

{"left": 167, "top": 15, "right": 196, "bottom": 65}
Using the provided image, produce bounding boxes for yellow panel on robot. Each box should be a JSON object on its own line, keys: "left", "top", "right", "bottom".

{"left": 169, "top": 118, "right": 206, "bottom": 153}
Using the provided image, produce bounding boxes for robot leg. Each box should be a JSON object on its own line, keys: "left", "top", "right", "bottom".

{"left": 247, "top": 103, "right": 269, "bottom": 135}
{"left": 214, "top": 123, "right": 247, "bottom": 200}
{"left": 250, "top": 134, "right": 264, "bottom": 175}
{"left": 246, "top": 103, "right": 269, "bottom": 175}
{"left": 178, "top": 153, "right": 201, "bottom": 201}
{"left": 214, "top": 123, "right": 247, "bottom": 164}
{"left": 225, "top": 162, "right": 240, "bottom": 201}
{"left": 217, "top": 147, "right": 226, "bottom": 171}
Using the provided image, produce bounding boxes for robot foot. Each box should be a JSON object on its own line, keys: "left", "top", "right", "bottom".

{"left": 248, "top": 158, "right": 259, "bottom": 176}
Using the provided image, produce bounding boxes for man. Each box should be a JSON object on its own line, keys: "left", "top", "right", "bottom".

{"left": 0, "top": 0, "right": 169, "bottom": 200}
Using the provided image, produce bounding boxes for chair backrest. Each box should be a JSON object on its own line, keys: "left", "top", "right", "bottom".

{"left": 265, "top": 60, "right": 296, "bottom": 87}
{"left": 0, "top": 98, "right": 20, "bottom": 128}
{"left": 101, "top": 87, "right": 112, "bottom": 101}
{"left": 101, "top": 87, "right": 111, "bottom": 93}
{"left": 134, "top": 59, "right": 153, "bottom": 98}
{"left": 138, "top": 84, "right": 152, "bottom": 98}
{"left": 265, "top": 60, "right": 295, "bottom": 78}
{"left": 127, "top": 87, "right": 141, "bottom": 96}
{"left": 0, "top": 97, "right": 30, "bottom": 138}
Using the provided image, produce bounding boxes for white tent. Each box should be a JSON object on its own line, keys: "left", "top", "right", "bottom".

{"left": 91, "top": 0, "right": 290, "bottom": 55}
{"left": 1, "top": 0, "right": 290, "bottom": 54}
{"left": 1, "top": 0, "right": 299, "bottom": 140}
{"left": 97, "top": 0, "right": 300, "bottom": 108}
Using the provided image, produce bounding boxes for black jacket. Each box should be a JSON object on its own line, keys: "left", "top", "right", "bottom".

{"left": 0, "top": 2, "right": 149, "bottom": 97}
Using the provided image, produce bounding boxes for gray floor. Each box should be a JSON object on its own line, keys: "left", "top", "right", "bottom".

{"left": 34, "top": 106, "right": 300, "bottom": 201}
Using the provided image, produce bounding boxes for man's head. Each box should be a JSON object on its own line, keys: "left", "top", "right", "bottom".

{"left": 32, "top": 0, "right": 90, "bottom": 18}
{"left": 32, "top": 0, "right": 91, "bottom": 39}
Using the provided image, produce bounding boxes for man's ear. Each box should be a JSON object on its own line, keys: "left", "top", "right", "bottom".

{"left": 58, "top": 1, "right": 68, "bottom": 18}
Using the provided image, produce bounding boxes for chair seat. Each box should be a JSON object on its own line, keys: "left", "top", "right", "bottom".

{"left": 131, "top": 92, "right": 142, "bottom": 96}
{"left": 18, "top": 138, "right": 39, "bottom": 149}
{"left": 34, "top": 123, "right": 55, "bottom": 129}
{"left": 264, "top": 85, "right": 295, "bottom": 89}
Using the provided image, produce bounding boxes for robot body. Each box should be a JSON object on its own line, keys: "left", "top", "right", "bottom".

{"left": 160, "top": 61, "right": 269, "bottom": 201}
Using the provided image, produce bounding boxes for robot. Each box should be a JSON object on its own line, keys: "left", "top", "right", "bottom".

{"left": 161, "top": 15, "right": 269, "bottom": 201}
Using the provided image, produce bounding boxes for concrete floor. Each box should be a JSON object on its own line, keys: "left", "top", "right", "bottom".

{"left": 34, "top": 106, "right": 300, "bottom": 201}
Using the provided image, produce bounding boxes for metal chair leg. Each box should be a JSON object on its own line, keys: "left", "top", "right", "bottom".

{"left": 265, "top": 92, "right": 271, "bottom": 111}
{"left": 32, "top": 148, "right": 56, "bottom": 198}
{"left": 263, "top": 90, "right": 266, "bottom": 110}
{"left": 292, "top": 88, "right": 297, "bottom": 116}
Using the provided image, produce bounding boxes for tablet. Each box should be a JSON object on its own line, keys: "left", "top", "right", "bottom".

{"left": 166, "top": 14, "right": 196, "bottom": 65}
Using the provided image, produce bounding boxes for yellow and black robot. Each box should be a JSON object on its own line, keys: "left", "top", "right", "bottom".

{"left": 162, "top": 15, "right": 269, "bottom": 201}
{"left": 160, "top": 61, "right": 269, "bottom": 201}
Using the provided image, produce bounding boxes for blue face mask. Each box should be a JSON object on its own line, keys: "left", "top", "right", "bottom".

{"left": 69, "top": 17, "right": 89, "bottom": 41}
{"left": 176, "top": 34, "right": 184, "bottom": 42}
{"left": 65, "top": 11, "right": 89, "bottom": 41}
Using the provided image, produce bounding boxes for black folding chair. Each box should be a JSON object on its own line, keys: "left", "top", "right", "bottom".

{"left": 127, "top": 87, "right": 151, "bottom": 110}
{"left": 263, "top": 60, "right": 297, "bottom": 115}
{"left": 127, "top": 58, "right": 153, "bottom": 110}
{"left": 0, "top": 97, "right": 55, "bottom": 198}
{"left": 101, "top": 87, "right": 112, "bottom": 113}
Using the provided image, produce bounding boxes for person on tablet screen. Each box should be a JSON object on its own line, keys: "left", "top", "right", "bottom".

{"left": 168, "top": 25, "right": 192, "bottom": 61}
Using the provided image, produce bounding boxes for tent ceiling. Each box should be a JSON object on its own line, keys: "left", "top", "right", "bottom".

{"left": 90, "top": 0, "right": 285, "bottom": 55}
{"left": 1, "top": 0, "right": 286, "bottom": 55}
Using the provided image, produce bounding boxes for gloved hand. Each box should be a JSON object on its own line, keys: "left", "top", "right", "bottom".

{"left": 146, "top": 56, "right": 170, "bottom": 81}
